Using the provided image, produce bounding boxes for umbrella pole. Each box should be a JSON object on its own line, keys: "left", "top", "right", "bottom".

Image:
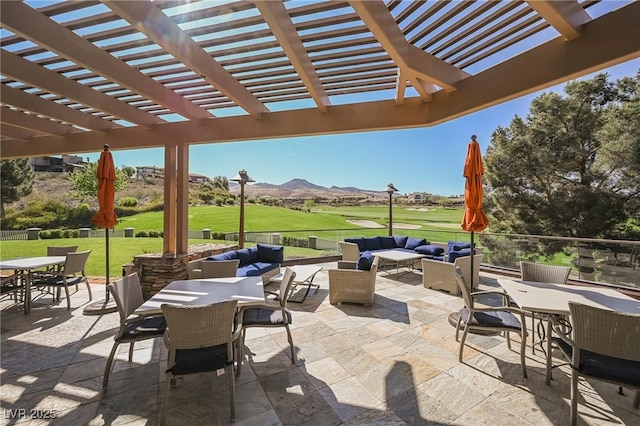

{"left": 470, "top": 231, "right": 475, "bottom": 291}
{"left": 105, "top": 228, "right": 110, "bottom": 301}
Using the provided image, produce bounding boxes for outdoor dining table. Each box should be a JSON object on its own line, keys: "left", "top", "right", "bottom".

{"left": 134, "top": 275, "right": 266, "bottom": 316}
{"left": 497, "top": 278, "right": 640, "bottom": 384}
{"left": 0, "top": 256, "right": 66, "bottom": 314}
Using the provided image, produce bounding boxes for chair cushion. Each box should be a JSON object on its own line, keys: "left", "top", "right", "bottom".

{"left": 379, "top": 236, "right": 397, "bottom": 249}
{"left": 345, "top": 238, "right": 366, "bottom": 252}
{"left": 356, "top": 251, "right": 374, "bottom": 271}
{"left": 364, "top": 237, "right": 382, "bottom": 251}
{"left": 208, "top": 251, "right": 238, "bottom": 261}
{"left": 237, "top": 262, "right": 279, "bottom": 277}
{"left": 120, "top": 316, "right": 167, "bottom": 342}
{"left": 405, "top": 237, "right": 427, "bottom": 250}
{"left": 414, "top": 244, "right": 445, "bottom": 256}
{"left": 578, "top": 349, "right": 640, "bottom": 387}
{"left": 242, "top": 307, "right": 292, "bottom": 325}
{"left": 257, "top": 243, "right": 284, "bottom": 263}
{"left": 448, "top": 241, "right": 471, "bottom": 253}
{"left": 448, "top": 249, "right": 472, "bottom": 262}
{"left": 169, "top": 344, "right": 229, "bottom": 375}
{"left": 461, "top": 308, "right": 522, "bottom": 330}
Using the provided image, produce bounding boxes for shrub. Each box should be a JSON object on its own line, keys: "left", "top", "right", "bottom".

{"left": 136, "top": 230, "right": 148, "bottom": 237}
{"left": 119, "top": 196, "right": 138, "bottom": 207}
{"left": 148, "top": 230, "right": 162, "bottom": 238}
{"left": 225, "top": 198, "right": 235, "bottom": 205}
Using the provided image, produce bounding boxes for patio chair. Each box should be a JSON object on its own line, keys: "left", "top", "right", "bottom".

{"left": 454, "top": 266, "right": 528, "bottom": 378}
{"left": 520, "top": 261, "right": 571, "bottom": 352}
{"left": 102, "top": 273, "right": 167, "bottom": 388}
{"left": 30, "top": 250, "right": 92, "bottom": 310}
{"left": 1, "top": 273, "right": 23, "bottom": 305}
{"left": 46, "top": 245, "right": 79, "bottom": 286}
{"left": 328, "top": 256, "right": 379, "bottom": 306}
{"left": 200, "top": 259, "right": 240, "bottom": 279}
{"left": 551, "top": 302, "right": 640, "bottom": 425}
{"left": 236, "top": 267, "right": 296, "bottom": 376}
{"left": 161, "top": 300, "right": 241, "bottom": 424}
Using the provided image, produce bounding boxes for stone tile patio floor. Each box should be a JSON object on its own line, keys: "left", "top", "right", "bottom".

{"left": 1, "top": 262, "right": 638, "bottom": 425}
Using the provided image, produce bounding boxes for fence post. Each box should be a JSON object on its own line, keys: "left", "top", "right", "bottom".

{"left": 270, "top": 233, "right": 281, "bottom": 245}
{"left": 26, "top": 228, "right": 42, "bottom": 240}
{"left": 124, "top": 227, "right": 135, "bottom": 238}
{"left": 309, "top": 236, "right": 317, "bottom": 249}
{"left": 202, "top": 228, "right": 211, "bottom": 239}
{"left": 78, "top": 228, "right": 91, "bottom": 238}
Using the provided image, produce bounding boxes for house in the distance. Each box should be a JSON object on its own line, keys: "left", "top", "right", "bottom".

{"left": 31, "top": 155, "right": 86, "bottom": 172}
{"left": 407, "top": 192, "right": 432, "bottom": 203}
{"left": 135, "top": 166, "right": 210, "bottom": 184}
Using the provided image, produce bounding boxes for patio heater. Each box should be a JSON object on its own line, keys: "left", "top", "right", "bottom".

{"left": 385, "top": 183, "right": 398, "bottom": 236}
{"left": 231, "top": 169, "right": 255, "bottom": 248}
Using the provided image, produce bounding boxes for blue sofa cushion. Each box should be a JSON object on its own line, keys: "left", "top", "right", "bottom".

{"left": 363, "top": 237, "right": 382, "bottom": 251}
{"left": 448, "top": 240, "right": 471, "bottom": 253}
{"left": 345, "top": 238, "right": 366, "bottom": 252}
{"left": 356, "top": 251, "right": 374, "bottom": 271}
{"left": 256, "top": 243, "right": 284, "bottom": 263}
{"left": 236, "top": 248, "right": 259, "bottom": 266}
{"left": 237, "top": 262, "right": 279, "bottom": 277}
{"left": 379, "top": 236, "right": 397, "bottom": 249}
{"left": 207, "top": 250, "right": 238, "bottom": 261}
{"left": 405, "top": 237, "right": 427, "bottom": 250}
{"left": 448, "top": 249, "right": 472, "bottom": 263}
{"left": 414, "top": 244, "right": 445, "bottom": 256}
{"left": 393, "top": 236, "right": 408, "bottom": 248}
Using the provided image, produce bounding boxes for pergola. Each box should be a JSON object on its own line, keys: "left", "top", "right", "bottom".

{"left": 1, "top": 0, "right": 639, "bottom": 256}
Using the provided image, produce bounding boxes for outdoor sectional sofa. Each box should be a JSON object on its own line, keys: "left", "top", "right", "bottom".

{"left": 186, "top": 243, "right": 283, "bottom": 283}
{"left": 340, "top": 236, "right": 483, "bottom": 296}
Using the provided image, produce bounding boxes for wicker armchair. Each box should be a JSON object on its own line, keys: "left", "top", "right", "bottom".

{"left": 551, "top": 303, "right": 640, "bottom": 425}
{"left": 421, "top": 254, "right": 483, "bottom": 296}
{"left": 339, "top": 241, "right": 360, "bottom": 262}
{"left": 328, "top": 256, "right": 379, "bottom": 307}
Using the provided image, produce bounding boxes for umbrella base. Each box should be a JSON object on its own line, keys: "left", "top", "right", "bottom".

{"left": 448, "top": 310, "right": 500, "bottom": 336}
{"left": 83, "top": 298, "right": 117, "bottom": 316}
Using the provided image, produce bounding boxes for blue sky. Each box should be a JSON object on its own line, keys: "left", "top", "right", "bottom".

{"left": 81, "top": 58, "right": 638, "bottom": 197}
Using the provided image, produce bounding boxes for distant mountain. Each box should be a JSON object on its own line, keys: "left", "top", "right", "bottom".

{"left": 229, "top": 178, "right": 387, "bottom": 199}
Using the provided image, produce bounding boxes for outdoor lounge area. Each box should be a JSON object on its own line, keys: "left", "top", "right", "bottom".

{"left": 2, "top": 261, "right": 638, "bottom": 425}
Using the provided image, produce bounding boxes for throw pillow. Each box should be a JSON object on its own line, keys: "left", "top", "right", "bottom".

{"left": 414, "top": 244, "right": 445, "bottom": 256}
{"left": 393, "top": 235, "right": 409, "bottom": 248}
{"left": 356, "top": 251, "right": 374, "bottom": 271}
{"left": 257, "top": 243, "right": 284, "bottom": 263}
{"left": 379, "top": 236, "right": 397, "bottom": 249}
{"left": 208, "top": 250, "right": 238, "bottom": 261}
{"left": 405, "top": 237, "right": 427, "bottom": 250}
{"left": 447, "top": 240, "right": 471, "bottom": 253}
{"left": 236, "top": 248, "right": 258, "bottom": 265}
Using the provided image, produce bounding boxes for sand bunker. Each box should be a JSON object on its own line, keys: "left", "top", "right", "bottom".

{"left": 347, "top": 220, "right": 422, "bottom": 229}
{"left": 406, "top": 208, "right": 436, "bottom": 212}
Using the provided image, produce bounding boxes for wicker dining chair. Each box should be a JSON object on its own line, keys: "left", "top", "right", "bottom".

{"left": 102, "top": 273, "right": 167, "bottom": 388}
{"left": 200, "top": 259, "right": 240, "bottom": 279}
{"left": 236, "top": 267, "right": 296, "bottom": 376}
{"left": 160, "top": 300, "right": 241, "bottom": 424}
{"left": 454, "top": 266, "right": 528, "bottom": 378}
{"left": 520, "top": 261, "right": 571, "bottom": 352}
{"left": 552, "top": 303, "right": 640, "bottom": 425}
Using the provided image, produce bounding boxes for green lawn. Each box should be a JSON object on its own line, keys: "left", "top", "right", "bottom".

{"left": 1, "top": 205, "right": 465, "bottom": 278}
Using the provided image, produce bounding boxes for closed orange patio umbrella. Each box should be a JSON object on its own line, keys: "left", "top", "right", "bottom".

{"left": 461, "top": 135, "right": 489, "bottom": 290}
{"left": 84, "top": 145, "right": 118, "bottom": 315}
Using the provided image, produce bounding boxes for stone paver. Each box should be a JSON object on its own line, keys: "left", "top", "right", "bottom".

{"left": 1, "top": 263, "right": 638, "bottom": 425}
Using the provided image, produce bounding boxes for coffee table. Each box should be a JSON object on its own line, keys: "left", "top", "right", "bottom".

{"left": 269, "top": 265, "right": 323, "bottom": 303}
{"left": 373, "top": 250, "right": 426, "bottom": 275}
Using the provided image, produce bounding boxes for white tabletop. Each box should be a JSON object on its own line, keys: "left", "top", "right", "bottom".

{"left": 0, "top": 256, "right": 66, "bottom": 270}
{"left": 498, "top": 279, "right": 640, "bottom": 316}
{"left": 373, "top": 250, "right": 426, "bottom": 262}
{"left": 135, "top": 276, "right": 265, "bottom": 315}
